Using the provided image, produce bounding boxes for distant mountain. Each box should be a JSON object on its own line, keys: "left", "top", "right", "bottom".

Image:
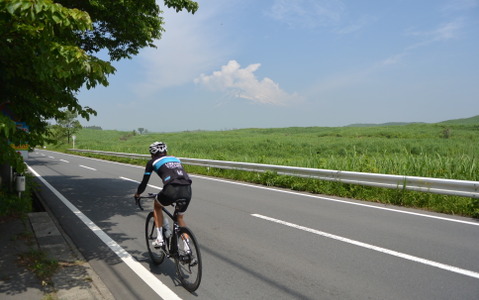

{"left": 345, "top": 122, "right": 424, "bottom": 127}
{"left": 438, "top": 115, "right": 479, "bottom": 125}
{"left": 346, "top": 115, "right": 479, "bottom": 127}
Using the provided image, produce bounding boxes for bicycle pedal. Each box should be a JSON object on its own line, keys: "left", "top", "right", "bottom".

{"left": 179, "top": 255, "right": 190, "bottom": 263}
{"left": 189, "top": 258, "right": 198, "bottom": 267}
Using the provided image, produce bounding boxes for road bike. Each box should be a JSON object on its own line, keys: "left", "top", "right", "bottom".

{"left": 136, "top": 193, "right": 202, "bottom": 292}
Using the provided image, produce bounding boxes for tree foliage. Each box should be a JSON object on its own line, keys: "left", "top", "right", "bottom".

{"left": 50, "top": 110, "right": 82, "bottom": 145}
{"left": 0, "top": 114, "right": 25, "bottom": 172}
{"left": 58, "top": 0, "right": 198, "bottom": 61}
{"left": 0, "top": 0, "right": 198, "bottom": 172}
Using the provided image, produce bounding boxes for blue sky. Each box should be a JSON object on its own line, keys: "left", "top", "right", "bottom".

{"left": 79, "top": 0, "right": 479, "bottom": 132}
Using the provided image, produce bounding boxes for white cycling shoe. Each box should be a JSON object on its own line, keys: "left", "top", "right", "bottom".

{"left": 152, "top": 239, "right": 164, "bottom": 248}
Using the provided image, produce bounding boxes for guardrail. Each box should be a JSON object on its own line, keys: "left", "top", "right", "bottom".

{"left": 68, "top": 149, "right": 479, "bottom": 198}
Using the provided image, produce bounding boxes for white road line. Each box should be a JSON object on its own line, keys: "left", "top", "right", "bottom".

{"left": 79, "top": 165, "right": 97, "bottom": 171}
{"left": 196, "top": 175, "right": 479, "bottom": 227}
{"left": 59, "top": 159, "right": 69, "bottom": 163}
{"left": 119, "top": 176, "right": 140, "bottom": 183}
{"left": 36, "top": 150, "right": 479, "bottom": 227}
{"left": 37, "top": 150, "right": 145, "bottom": 168}
{"left": 119, "top": 177, "right": 162, "bottom": 190}
{"left": 28, "top": 166, "right": 182, "bottom": 300}
{"left": 252, "top": 213, "right": 479, "bottom": 280}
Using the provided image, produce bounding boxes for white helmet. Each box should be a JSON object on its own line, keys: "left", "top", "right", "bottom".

{"left": 149, "top": 141, "right": 167, "bottom": 155}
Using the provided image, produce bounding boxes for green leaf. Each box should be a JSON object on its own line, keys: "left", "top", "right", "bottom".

{"left": 20, "top": 0, "right": 32, "bottom": 12}
{"left": 51, "top": 13, "right": 61, "bottom": 24}
{"left": 6, "top": 1, "right": 22, "bottom": 14}
{"left": 34, "top": 2, "right": 44, "bottom": 14}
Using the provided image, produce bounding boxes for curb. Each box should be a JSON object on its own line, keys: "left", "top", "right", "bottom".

{"left": 29, "top": 192, "right": 115, "bottom": 300}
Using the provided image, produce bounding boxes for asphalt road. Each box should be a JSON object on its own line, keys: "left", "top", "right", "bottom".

{"left": 26, "top": 150, "right": 479, "bottom": 299}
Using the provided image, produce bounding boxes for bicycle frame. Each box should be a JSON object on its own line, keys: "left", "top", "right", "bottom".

{"left": 161, "top": 205, "right": 181, "bottom": 257}
{"left": 137, "top": 194, "right": 187, "bottom": 256}
{"left": 137, "top": 192, "right": 202, "bottom": 292}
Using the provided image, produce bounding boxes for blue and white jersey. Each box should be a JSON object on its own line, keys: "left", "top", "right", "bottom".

{"left": 152, "top": 156, "right": 190, "bottom": 184}
{"left": 137, "top": 155, "right": 191, "bottom": 195}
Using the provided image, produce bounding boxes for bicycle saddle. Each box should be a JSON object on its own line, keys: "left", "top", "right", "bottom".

{"left": 175, "top": 198, "right": 188, "bottom": 209}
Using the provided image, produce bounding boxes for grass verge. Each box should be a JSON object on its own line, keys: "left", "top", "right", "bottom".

{"left": 0, "top": 174, "right": 36, "bottom": 217}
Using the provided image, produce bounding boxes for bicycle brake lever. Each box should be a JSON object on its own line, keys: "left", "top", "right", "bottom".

{"left": 135, "top": 196, "right": 144, "bottom": 211}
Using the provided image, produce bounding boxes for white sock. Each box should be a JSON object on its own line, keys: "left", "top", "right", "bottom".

{"left": 156, "top": 227, "right": 163, "bottom": 241}
{"left": 183, "top": 239, "right": 191, "bottom": 251}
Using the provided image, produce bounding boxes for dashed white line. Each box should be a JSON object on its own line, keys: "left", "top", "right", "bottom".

{"left": 119, "top": 177, "right": 162, "bottom": 190}
{"left": 79, "top": 165, "right": 96, "bottom": 171}
{"left": 196, "top": 175, "right": 479, "bottom": 227}
{"left": 252, "top": 213, "right": 479, "bottom": 280}
{"left": 119, "top": 176, "right": 139, "bottom": 183}
{"left": 36, "top": 150, "right": 479, "bottom": 227}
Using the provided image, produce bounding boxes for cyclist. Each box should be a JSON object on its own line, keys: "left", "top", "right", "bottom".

{"left": 134, "top": 141, "right": 192, "bottom": 248}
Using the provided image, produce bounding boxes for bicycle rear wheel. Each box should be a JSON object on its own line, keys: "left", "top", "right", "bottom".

{"left": 145, "top": 212, "right": 165, "bottom": 265}
{"left": 175, "top": 227, "right": 202, "bottom": 292}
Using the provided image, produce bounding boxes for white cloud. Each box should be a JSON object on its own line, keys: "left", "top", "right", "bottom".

{"left": 267, "top": 0, "right": 375, "bottom": 36}
{"left": 379, "top": 20, "right": 464, "bottom": 67}
{"left": 404, "top": 20, "right": 464, "bottom": 52}
{"left": 441, "top": 0, "right": 478, "bottom": 12}
{"left": 335, "top": 14, "right": 376, "bottom": 35}
{"left": 379, "top": 53, "right": 408, "bottom": 67}
{"left": 194, "top": 60, "right": 301, "bottom": 105}
{"left": 406, "top": 20, "right": 464, "bottom": 45}
{"left": 432, "top": 20, "right": 464, "bottom": 41}
{"left": 131, "top": 3, "right": 231, "bottom": 97}
{"left": 267, "top": 0, "right": 345, "bottom": 29}
{"left": 311, "top": 18, "right": 466, "bottom": 95}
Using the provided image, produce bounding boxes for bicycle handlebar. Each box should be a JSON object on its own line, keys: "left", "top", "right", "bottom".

{"left": 135, "top": 193, "right": 186, "bottom": 213}
{"left": 135, "top": 193, "right": 157, "bottom": 211}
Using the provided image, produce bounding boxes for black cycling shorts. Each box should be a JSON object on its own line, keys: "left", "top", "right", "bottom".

{"left": 156, "top": 184, "right": 191, "bottom": 213}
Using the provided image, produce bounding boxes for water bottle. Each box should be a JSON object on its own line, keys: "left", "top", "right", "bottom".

{"left": 163, "top": 217, "right": 171, "bottom": 238}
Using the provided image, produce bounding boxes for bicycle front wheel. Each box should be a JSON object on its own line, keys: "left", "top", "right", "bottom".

{"left": 175, "top": 227, "right": 202, "bottom": 292}
{"left": 145, "top": 212, "right": 165, "bottom": 265}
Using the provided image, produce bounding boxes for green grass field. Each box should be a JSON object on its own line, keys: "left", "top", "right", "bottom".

{"left": 52, "top": 116, "right": 479, "bottom": 218}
